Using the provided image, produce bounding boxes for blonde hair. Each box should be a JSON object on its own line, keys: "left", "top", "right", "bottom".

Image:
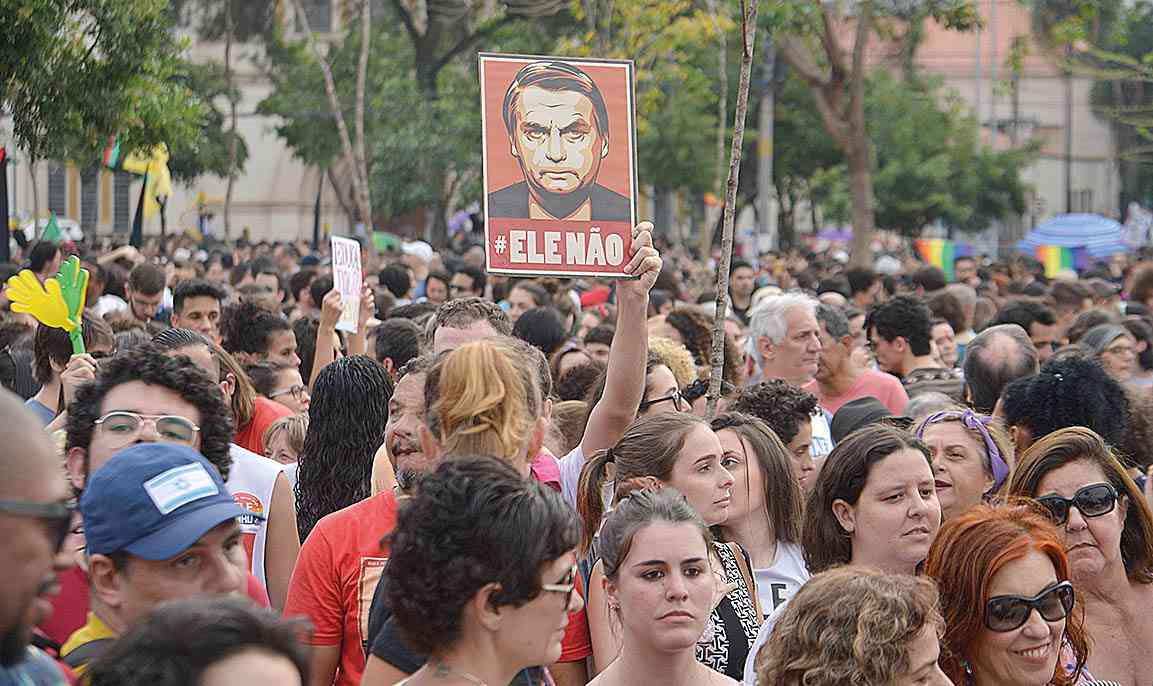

{"left": 648, "top": 336, "right": 698, "bottom": 388}
{"left": 426, "top": 338, "right": 541, "bottom": 466}
{"left": 262, "top": 414, "right": 307, "bottom": 458}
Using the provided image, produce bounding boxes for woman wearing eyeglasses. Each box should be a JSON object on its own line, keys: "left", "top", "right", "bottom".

{"left": 1081, "top": 324, "right": 1139, "bottom": 385}
{"left": 579, "top": 413, "right": 758, "bottom": 681}
{"left": 586, "top": 488, "right": 737, "bottom": 686}
{"left": 382, "top": 456, "right": 582, "bottom": 686}
{"left": 1005, "top": 427, "right": 1153, "bottom": 686}
{"left": 916, "top": 409, "right": 1014, "bottom": 521}
{"left": 926, "top": 502, "right": 1089, "bottom": 685}
{"left": 245, "top": 361, "right": 311, "bottom": 414}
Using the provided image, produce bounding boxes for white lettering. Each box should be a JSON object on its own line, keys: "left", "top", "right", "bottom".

{"left": 543, "top": 232, "right": 562, "bottom": 264}
{"left": 526, "top": 231, "right": 544, "bottom": 263}
{"left": 587, "top": 230, "right": 606, "bottom": 266}
{"left": 566, "top": 233, "right": 585, "bottom": 265}
{"left": 605, "top": 233, "right": 624, "bottom": 265}
{"left": 509, "top": 231, "right": 527, "bottom": 263}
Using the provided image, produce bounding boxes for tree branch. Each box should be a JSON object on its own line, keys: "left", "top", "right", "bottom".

{"left": 817, "top": 0, "right": 847, "bottom": 80}
{"left": 354, "top": 0, "right": 370, "bottom": 203}
{"left": 431, "top": 15, "right": 516, "bottom": 76}
{"left": 390, "top": 0, "right": 421, "bottom": 43}
{"left": 849, "top": 0, "right": 873, "bottom": 114}
{"left": 707, "top": 0, "right": 758, "bottom": 417}
{"left": 778, "top": 34, "right": 830, "bottom": 89}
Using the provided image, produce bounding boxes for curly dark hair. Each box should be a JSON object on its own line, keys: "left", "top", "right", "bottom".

{"left": 664, "top": 306, "right": 740, "bottom": 384}
{"left": 86, "top": 597, "right": 309, "bottom": 686}
{"left": 295, "top": 356, "right": 393, "bottom": 540}
{"left": 384, "top": 456, "right": 580, "bottom": 655}
{"left": 1000, "top": 356, "right": 1129, "bottom": 451}
{"left": 867, "top": 295, "right": 933, "bottom": 356}
{"left": 66, "top": 344, "right": 234, "bottom": 481}
{"left": 583, "top": 323, "right": 615, "bottom": 348}
{"left": 927, "top": 291, "right": 965, "bottom": 335}
{"left": 731, "top": 380, "right": 819, "bottom": 445}
{"left": 221, "top": 300, "right": 292, "bottom": 358}
{"left": 556, "top": 359, "right": 605, "bottom": 402}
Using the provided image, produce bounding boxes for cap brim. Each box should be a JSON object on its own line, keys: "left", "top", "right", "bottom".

{"left": 123, "top": 501, "right": 253, "bottom": 561}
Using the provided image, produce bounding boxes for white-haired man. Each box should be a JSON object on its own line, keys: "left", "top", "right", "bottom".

{"left": 746, "top": 292, "right": 833, "bottom": 459}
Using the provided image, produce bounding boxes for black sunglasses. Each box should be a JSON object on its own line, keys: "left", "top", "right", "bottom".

{"left": 1035, "top": 483, "right": 1118, "bottom": 525}
{"left": 985, "top": 581, "right": 1075, "bottom": 632}
{"left": 0, "top": 499, "right": 75, "bottom": 552}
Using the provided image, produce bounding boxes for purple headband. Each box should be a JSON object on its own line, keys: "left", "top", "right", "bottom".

{"left": 916, "top": 409, "right": 1009, "bottom": 493}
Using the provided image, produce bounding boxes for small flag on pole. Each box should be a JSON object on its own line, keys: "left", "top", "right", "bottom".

{"left": 40, "top": 213, "right": 62, "bottom": 244}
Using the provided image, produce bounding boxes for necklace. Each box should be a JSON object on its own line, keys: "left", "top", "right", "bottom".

{"left": 431, "top": 658, "right": 489, "bottom": 686}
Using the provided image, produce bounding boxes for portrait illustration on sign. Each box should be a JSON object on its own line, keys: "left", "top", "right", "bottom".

{"left": 480, "top": 53, "right": 637, "bottom": 277}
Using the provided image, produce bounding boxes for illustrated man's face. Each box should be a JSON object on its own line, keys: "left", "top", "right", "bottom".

{"left": 509, "top": 85, "right": 608, "bottom": 196}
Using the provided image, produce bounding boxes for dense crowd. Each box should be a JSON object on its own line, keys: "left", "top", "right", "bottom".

{"left": 3, "top": 224, "right": 1153, "bottom": 686}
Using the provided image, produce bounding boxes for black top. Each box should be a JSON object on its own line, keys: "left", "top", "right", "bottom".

{"left": 367, "top": 574, "right": 551, "bottom": 686}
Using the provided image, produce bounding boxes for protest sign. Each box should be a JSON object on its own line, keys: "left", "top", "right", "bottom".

{"left": 330, "top": 235, "right": 361, "bottom": 333}
{"left": 479, "top": 53, "right": 638, "bottom": 277}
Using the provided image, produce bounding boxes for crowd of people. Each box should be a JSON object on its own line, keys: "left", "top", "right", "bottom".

{"left": 3, "top": 225, "right": 1153, "bottom": 685}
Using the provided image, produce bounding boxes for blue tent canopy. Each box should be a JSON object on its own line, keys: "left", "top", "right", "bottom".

{"left": 1017, "top": 213, "right": 1128, "bottom": 258}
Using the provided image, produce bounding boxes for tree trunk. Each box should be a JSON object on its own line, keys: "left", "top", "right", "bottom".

{"left": 707, "top": 0, "right": 757, "bottom": 418}
{"left": 289, "top": 0, "right": 372, "bottom": 232}
{"left": 701, "top": 0, "right": 728, "bottom": 260}
{"left": 846, "top": 140, "right": 875, "bottom": 267}
{"left": 28, "top": 159, "right": 40, "bottom": 235}
{"left": 224, "top": 0, "right": 237, "bottom": 239}
{"left": 354, "top": 0, "right": 372, "bottom": 238}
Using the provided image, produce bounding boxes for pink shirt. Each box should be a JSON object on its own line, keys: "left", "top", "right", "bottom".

{"left": 804, "top": 369, "right": 909, "bottom": 416}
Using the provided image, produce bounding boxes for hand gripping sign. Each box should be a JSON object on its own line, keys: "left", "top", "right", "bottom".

{"left": 480, "top": 53, "right": 638, "bottom": 277}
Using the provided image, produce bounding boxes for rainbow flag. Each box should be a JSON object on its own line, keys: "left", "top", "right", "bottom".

{"left": 1035, "top": 245, "right": 1079, "bottom": 277}
{"left": 913, "top": 239, "right": 973, "bottom": 282}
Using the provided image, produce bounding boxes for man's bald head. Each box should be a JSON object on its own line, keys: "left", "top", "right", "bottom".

{"left": 963, "top": 324, "right": 1039, "bottom": 414}
{"left": 0, "top": 390, "right": 61, "bottom": 499}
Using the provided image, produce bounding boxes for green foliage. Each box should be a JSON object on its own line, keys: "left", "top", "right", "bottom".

{"left": 0, "top": 0, "right": 206, "bottom": 162}
{"left": 167, "top": 61, "right": 248, "bottom": 184}
{"left": 812, "top": 71, "right": 1036, "bottom": 236}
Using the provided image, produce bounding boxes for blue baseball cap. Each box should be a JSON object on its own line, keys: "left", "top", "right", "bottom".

{"left": 80, "top": 443, "right": 253, "bottom": 561}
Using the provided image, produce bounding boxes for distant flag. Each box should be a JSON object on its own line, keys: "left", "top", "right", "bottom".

{"left": 913, "top": 238, "right": 973, "bottom": 282}
{"left": 1035, "top": 245, "right": 1080, "bottom": 278}
{"left": 40, "top": 213, "right": 62, "bottom": 244}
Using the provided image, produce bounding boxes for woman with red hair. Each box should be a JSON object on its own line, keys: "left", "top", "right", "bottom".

{"left": 925, "top": 502, "right": 1090, "bottom": 685}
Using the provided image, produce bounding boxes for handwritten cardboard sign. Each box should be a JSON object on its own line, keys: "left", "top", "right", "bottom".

{"left": 479, "top": 53, "right": 638, "bottom": 277}
{"left": 330, "top": 236, "right": 361, "bottom": 333}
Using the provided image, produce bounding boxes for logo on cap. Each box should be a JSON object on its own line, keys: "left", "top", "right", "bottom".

{"left": 144, "top": 462, "right": 220, "bottom": 514}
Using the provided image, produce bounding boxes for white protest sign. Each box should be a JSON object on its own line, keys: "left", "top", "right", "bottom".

{"left": 330, "top": 235, "right": 362, "bottom": 333}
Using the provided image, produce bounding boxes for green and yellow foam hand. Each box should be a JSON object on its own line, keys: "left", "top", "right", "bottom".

{"left": 6, "top": 256, "right": 90, "bottom": 354}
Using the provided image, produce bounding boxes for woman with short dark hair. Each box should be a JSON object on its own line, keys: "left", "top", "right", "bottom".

{"left": 382, "top": 457, "right": 582, "bottom": 686}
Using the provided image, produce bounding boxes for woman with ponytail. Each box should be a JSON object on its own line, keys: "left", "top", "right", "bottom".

{"left": 578, "top": 413, "right": 759, "bottom": 681}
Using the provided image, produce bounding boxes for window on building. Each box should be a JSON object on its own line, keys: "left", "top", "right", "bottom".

{"left": 114, "top": 172, "right": 132, "bottom": 233}
{"left": 81, "top": 167, "right": 99, "bottom": 231}
{"left": 47, "top": 163, "right": 67, "bottom": 217}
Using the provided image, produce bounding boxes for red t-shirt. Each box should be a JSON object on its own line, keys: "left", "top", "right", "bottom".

{"left": 284, "top": 492, "right": 397, "bottom": 686}
{"left": 233, "top": 396, "right": 293, "bottom": 456}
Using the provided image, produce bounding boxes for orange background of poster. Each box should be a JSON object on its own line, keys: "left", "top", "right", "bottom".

{"left": 481, "top": 57, "right": 634, "bottom": 200}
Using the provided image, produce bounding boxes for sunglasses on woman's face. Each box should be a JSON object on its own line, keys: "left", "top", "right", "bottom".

{"left": 985, "top": 581, "right": 1074, "bottom": 633}
{"left": 1035, "top": 483, "right": 1118, "bottom": 525}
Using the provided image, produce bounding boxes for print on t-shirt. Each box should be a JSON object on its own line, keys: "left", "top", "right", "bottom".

{"left": 359, "top": 557, "right": 389, "bottom": 655}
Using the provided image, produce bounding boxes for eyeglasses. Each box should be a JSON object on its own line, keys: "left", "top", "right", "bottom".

{"left": 1103, "top": 344, "right": 1135, "bottom": 356}
{"left": 270, "top": 384, "right": 308, "bottom": 402}
{"left": 448, "top": 284, "right": 471, "bottom": 293}
{"left": 639, "top": 390, "right": 687, "bottom": 413}
{"left": 541, "top": 563, "right": 580, "bottom": 611}
{"left": 94, "top": 411, "right": 200, "bottom": 446}
{"left": 0, "top": 499, "right": 76, "bottom": 552}
{"left": 985, "top": 581, "right": 1074, "bottom": 632}
{"left": 1035, "top": 483, "right": 1118, "bottom": 525}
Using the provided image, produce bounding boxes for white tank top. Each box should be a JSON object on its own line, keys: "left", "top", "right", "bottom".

{"left": 226, "top": 444, "right": 283, "bottom": 594}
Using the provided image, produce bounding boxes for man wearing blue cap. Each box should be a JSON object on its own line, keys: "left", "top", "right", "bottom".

{"left": 60, "top": 443, "right": 251, "bottom": 676}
